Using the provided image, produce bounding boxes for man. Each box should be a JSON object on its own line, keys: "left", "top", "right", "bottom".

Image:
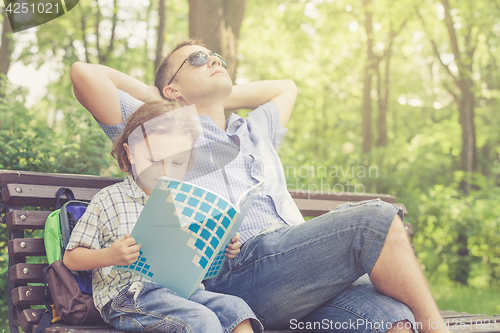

{"left": 71, "top": 38, "right": 450, "bottom": 333}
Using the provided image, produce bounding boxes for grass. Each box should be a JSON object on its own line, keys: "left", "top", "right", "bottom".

{"left": 431, "top": 283, "right": 500, "bottom": 316}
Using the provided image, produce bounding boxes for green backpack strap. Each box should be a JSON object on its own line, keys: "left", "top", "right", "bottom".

{"left": 44, "top": 188, "right": 76, "bottom": 264}
{"left": 44, "top": 210, "right": 62, "bottom": 264}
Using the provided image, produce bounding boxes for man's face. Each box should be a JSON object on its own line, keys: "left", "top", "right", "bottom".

{"left": 165, "top": 45, "right": 233, "bottom": 105}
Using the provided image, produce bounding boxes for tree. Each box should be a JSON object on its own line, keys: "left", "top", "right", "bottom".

{"left": 155, "top": 0, "right": 167, "bottom": 72}
{"left": 415, "top": 0, "right": 500, "bottom": 284}
{"left": 80, "top": 4, "right": 91, "bottom": 63}
{"left": 416, "top": 0, "right": 480, "bottom": 194}
{"left": 0, "top": 8, "right": 13, "bottom": 90}
{"left": 375, "top": 19, "right": 407, "bottom": 147}
{"left": 95, "top": 0, "right": 118, "bottom": 64}
{"left": 361, "top": 0, "right": 375, "bottom": 154}
{"left": 188, "top": 0, "right": 247, "bottom": 82}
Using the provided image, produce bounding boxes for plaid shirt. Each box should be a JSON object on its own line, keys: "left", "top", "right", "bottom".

{"left": 98, "top": 90, "right": 305, "bottom": 244}
{"left": 66, "top": 175, "right": 149, "bottom": 320}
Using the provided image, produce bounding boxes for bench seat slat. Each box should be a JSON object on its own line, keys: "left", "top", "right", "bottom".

{"left": 439, "top": 324, "right": 499, "bottom": 333}
{"left": 8, "top": 238, "right": 46, "bottom": 257}
{"left": 18, "top": 309, "right": 45, "bottom": 333}
{"left": 32, "top": 323, "right": 311, "bottom": 333}
{"left": 33, "top": 325, "right": 127, "bottom": 333}
{"left": 442, "top": 310, "right": 500, "bottom": 319}
{"left": 6, "top": 211, "right": 51, "bottom": 230}
{"left": 1, "top": 184, "right": 99, "bottom": 207}
{"left": 12, "top": 286, "right": 45, "bottom": 306}
{"left": 9, "top": 264, "right": 47, "bottom": 284}
{"left": 442, "top": 313, "right": 500, "bottom": 326}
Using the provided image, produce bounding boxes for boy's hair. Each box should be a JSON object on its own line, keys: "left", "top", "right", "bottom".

{"left": 111, "top": 100, "right": 200, "bottom": 174}
{"left": 154, "top": 37, "right": 206, "bottom": 99}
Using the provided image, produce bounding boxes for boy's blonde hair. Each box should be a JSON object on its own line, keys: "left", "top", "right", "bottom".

{"left": 111, "top": 100, "right": 200, "bottom": 174}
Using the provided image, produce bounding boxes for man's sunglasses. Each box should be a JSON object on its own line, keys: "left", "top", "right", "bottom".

{"left": 168, "top": 51, "right": 228, "bottom": 85}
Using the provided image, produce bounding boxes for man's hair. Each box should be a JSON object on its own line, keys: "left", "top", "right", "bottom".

{"left": 154, "top": 37, "right": 206, "bottom": 99}
{"left": 111, "top": 99, "right": 199, "bottom": 174}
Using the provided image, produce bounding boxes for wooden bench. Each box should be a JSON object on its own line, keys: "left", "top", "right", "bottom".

{"left": 1, "top": 169, "right": 497, "bottom": 333}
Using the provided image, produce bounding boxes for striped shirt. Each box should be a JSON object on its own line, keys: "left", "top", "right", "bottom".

{"left": 98, "top": 90, "right": 305, "bottom": 243}
{"left": 66, "top": 175, "right": 149, "bottom": 320}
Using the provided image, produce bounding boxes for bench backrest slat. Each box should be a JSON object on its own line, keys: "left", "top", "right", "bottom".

{"left": 8, "top": 239, "right": 46, "bottom": 257}
{"left": 288, "top": 189, "right": 397, "bottom": 203}
{"left": 293, "top": 198, "right": 407, "bottom": 216}
{"left": 9, "top": 264, "right": 46, "bottom": 284}
{"left": 11, "top": 286, "right": 45, "bottom": 306}
{"left": 0, "top": 170, "right": 121, "bottom": 188}
{"left": 6, "top": 211, "right": 50, "bottom": 230}
{"left": 2, "top": 184, "right": 100, "bottom": 207}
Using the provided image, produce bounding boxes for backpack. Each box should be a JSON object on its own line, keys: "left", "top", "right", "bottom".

{"left": 36, "top": 188, "right": 104, "bottom": 333}
{"left": 44, "top": 188, "right": 88, "bottom": 264}
{"left": 44, "top": 188, "right": 92, "bottom": 293}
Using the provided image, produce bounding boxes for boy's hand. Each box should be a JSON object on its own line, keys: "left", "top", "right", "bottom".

{"left": 225, "top": 232, "right": 242, "bottom": 258}
{"left": 107, "top": 233, "right": 142, "bottom": 266}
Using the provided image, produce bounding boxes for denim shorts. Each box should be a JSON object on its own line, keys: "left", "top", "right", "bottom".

{"left": 204, "top": 199, "right": 416, "bottom": 331}
{"left": 103, "top": 282, "right": 263, "bottom": 333}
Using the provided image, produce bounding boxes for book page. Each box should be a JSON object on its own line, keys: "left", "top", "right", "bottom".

{"left": 236, "top": 181, "right": 265, "bottom": 216}
{"left": 203, "top": 181, "right": 264, "bottom": 280}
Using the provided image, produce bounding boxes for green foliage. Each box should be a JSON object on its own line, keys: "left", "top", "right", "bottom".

{"left": 0, "top": 77, "right": 112, "bottom": 175}
{"left": 409, "top": 178, "right": 500, "bottom": 287}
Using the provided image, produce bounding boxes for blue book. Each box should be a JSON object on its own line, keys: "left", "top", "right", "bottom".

{"left": 114, "top": 177, "right": 264, "bottom": 298}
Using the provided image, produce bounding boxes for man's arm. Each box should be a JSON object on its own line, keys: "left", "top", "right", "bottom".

{"left": 225, "top": 80, "right": 297, "bottom": 127}
{"left": 70, "top": 62, "right": 162, "bottom": 126}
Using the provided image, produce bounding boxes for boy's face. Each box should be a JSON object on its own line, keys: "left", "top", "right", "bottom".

{"left": 128, "top": 132, "right": 193, "bottom": 195}
{"left": 164, "top": 45, "right": 233, "bottom": 105}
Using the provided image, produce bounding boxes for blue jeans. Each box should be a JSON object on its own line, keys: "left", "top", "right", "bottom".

{"left": 104, "top": 282, "right": 263, "bottom": 333}
{"left": 204, "top": 199, "right": 416, "bottom": 331}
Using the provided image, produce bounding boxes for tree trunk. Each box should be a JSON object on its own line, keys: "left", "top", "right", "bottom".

{"left": 439, "top": 0, "right": 476, "bottom": 285}
{"left": 362, "top": 0, "right": 375, "bottom": 154}
{"left": 458, "top": 86, "right": 476, "bottom": 194}
{"left": 105, "top": 0, "right": 119, "bottom": 61}
{"left": 96, "top": 1, "right": 102, "bottom": 63}
{"left": 80, "top": 6, "right": 90, "bottom": 63}
{"left": 417, "top": 1, "right": 478, "bottom": 191}
{"left": 144, "top": 0, "right": 154, "bottom": 81}
{"left": 376, "top": 36, "right": 393, "bottom": 147}
{"left": 441, "top": 0, "right": 477, "bottom": 192}
{"left": 188, "top": 0, "right": 247, "bottom": 82}
{"left": 155, "top": 0, "right": 167, "bottom": 72}
{"left": 0, "top": 8, "right": 13, "bottom": 79}
{"left": 376, "top": 62, "right": 386, "bottom": 147}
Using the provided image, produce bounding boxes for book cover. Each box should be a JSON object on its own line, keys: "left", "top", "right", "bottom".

{"left": 114, "top": 177, "right": 263, "bottom": 298}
